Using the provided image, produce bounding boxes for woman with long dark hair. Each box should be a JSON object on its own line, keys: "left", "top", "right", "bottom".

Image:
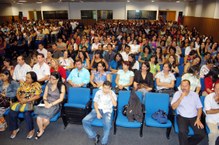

{"left": 109, "top": 53, "right": 123, "bottom": 74}
{"left": 133, "top": 62, "right": 153, "bottom": 103}
{"left": 34, "top": 71, "right": 66, "bottom": 139}
{"left": 128, "top": 53, "right": 139, "bottom": 72}
{"left": 0, "top": 69, "right": 19, "bottom": 108}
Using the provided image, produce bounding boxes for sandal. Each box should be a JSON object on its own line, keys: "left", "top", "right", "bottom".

{"left": 26, "top": 129, "right": 35, "bottom": 139}
{"left": 10, "top": 128, "right": 20, "bottom": 139}
{"left": 35, "top": 130, "right": 44, "bottom": 140}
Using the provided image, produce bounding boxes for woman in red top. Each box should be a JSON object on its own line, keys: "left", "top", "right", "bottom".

{"left": 50, "top": 59, "right": 66, "bottom": 82}
{"left": 203, "top": 67, "right": 219, "bottom": 96}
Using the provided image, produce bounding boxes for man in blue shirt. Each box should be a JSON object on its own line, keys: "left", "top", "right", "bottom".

{"left": 82, "top": 81, "right": 117, "bottom": 145}
{"left": 171, "top": 80, "right": 206, "bottom": 145}
{"left": 67, "top": 59, "right": 90, "bottom": 87}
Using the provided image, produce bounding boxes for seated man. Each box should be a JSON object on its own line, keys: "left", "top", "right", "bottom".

{"left": 13, "top": 55, "right": 32, "bottom": 83}
{"left": 32, "top": 53, "right": 50, "bottom": 85}
{"left": 82, "top": 81, "right": 117, "bottom": 145}
{"left": 205, "top": 82, "right": 219, "bottom": 145}
{"left": 67, "top": 59, "right": 90, "bottom": 87}
{"left": 171, "top": 80, "right": 206, "bottom": 145}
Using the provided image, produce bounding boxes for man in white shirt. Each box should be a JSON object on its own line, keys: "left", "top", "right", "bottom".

{"left": 82, "top": 81, "right": 117, "bottom": 145}
{"left": 32, "top": 53, "right": 50, "bottom": 84}
{"left": 37, "top": 43, "right": 48, "bottom": 59}
{"left": 205, "top": 83, "right": 219, "bottom": 145}
{"left": 120, "top": 45, "right": 131, "bottom": 61}
{"left": 13, "top": 55, "right": 32, "bottom": 83}
{"left": 171, "top": 80, "right": 206, "bottom": 145}
{"left": 91, "top": 36, "right": 101, "bottom": 52}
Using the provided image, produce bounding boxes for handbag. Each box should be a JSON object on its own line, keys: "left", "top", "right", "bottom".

{"left": 0, "top": 116, "right": 7, "bottom": 131}
{"left": 0, "top": 94, "right": 10, "bottom": 108}
{"left": 151, "top": 109, "right": 168, "bottom": 124}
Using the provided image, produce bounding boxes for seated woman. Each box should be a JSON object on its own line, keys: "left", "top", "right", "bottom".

{"left": 59, "top": 50, "right": 74, "bottom": 70}
{"left": 184, "top": 55, "right": 201, "bottom": 74}
{"left": 90, "top": 62, "right": 111, "bottom": 88}
{"left": 128, "top": 53, "right": 140, "bottom": 72}
{"left": 34, "top": 71, "right": 65, "bottom": 139}
{"left": 0, "top": 70, "right": 19, "bottom": 131}
{"left": 9, "top": 71, "right": 41, "bottom": 139}
{"left": 133, "top": 62, "right": 153, "bottom": 103}
{"left": 155, "top": 62, "right": 176, "bottom": 97}
{"left": 149, "top": 55, "right": 160, "bottom": 77}
{"left": 203, "top": 67, "right": 219, "bottom": 96}
{"left": 50, "top": 59, "right": 66, "bottom": 82}
{"left": 138, "top": 45, "right": 152, "bottom": 63}
{"left": 179, "top": 66, "right": 201, "bottom": 94}
{"left": 0, "top": 69, "right": 19, "bottom": 107}
{"left": 45, "top": 51, "right": 53, "bottom": 66}
{"left": 166, "top": 54, "right": 179, "bottom": 76}
{"left": 91, "top": 50, "right": 108, "bottom": 70}
{"left": 109, "top": 53, "right": 123, "bottom": 74}
{"left": 115, "top": 61, "right": 134, "bottom": 91}
{"left": 2, "top": 58, "right": 14, "bottom": 76}
{"left": 76, "top": 51, "right": 90, "bottom": 70}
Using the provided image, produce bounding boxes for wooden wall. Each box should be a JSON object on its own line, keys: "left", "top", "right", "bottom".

{"left": 0, "top": 16, "right": 19, "bottom": 24}
{"left": 183, "top": 16, "right": 219, "bottom": 42}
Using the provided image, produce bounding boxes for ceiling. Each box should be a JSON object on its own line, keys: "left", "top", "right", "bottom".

{"left": 0, "top": 0, "right": 197, "bottom": 4}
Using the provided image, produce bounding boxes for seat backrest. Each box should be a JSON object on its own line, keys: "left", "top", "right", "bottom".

{"left": 111, "top": 73, "right": 117, "bottom": 88}
{"left": 178, "top": 65, "right": 184, "bottom": 76}
{"left": 68, "top": 87, "right": 90, "bottom": 105}
{"left": 145, "top": 92, "right": 169, "bottom": 115}
{"left": 175, "top": 77, "right": 182, "bottom": 88}
{"left": 200, "top": 78, "right": 205, "bottom": 92}
{"left": 117, "top": 91, "right": 142, "bottom": 111}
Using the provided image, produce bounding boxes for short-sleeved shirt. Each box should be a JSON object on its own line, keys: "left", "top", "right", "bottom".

{"left": 171, "top": 91, "right": 202, "bottom": 118}
{"left": 155, "top": 71, "right": 176, "bottom": 90}
{"left": 109, "top": 60, "right": 122, "bottom": 70}
{"left": 179, "top": 73, "right": 201, "bottom": 92}
{"left": 205, "top": 92, "right": 219, "bottom": 123}
{"left": 32, "top": 62, "right": 50, "bottom": 81}
{"left": 117, "top": 70, "right": 134, "bottom": 87}
{"left": 94, "top": 89, "right": 117, "bottom": 113}
{"left": 149, "top": 62, "right": 160, "bottom": 75}
{"left": 13, "top": 63, "right": 32, "bottom": 81}
{"left": 92, "top": 70, "right": 110, "bottom": 84}
{"left": 67, "top": 68, "right": 90, "bottom": 85}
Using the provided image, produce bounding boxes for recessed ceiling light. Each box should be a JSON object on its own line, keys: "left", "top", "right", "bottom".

{"left": 18, "top": 0, "right": 27, "bottom": 2}
{"left": 127, "top": 0, "right": 130, "bottom": 2}
{"left": 152, "top": 0, "right": 155, "bottom": 2}
{"left": 176, "top": 0, "right": 180, "bottom": 3}
{"left": 36, "top": 1, "right": 42, "bottom": 4}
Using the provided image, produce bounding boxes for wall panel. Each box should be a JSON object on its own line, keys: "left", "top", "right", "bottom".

{"left": 183, "top": 16, "right": 219, "bottom": 42}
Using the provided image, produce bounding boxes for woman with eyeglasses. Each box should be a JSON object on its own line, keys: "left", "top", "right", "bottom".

{"left": 34, "top": 71, "right": 65, "bottom": 140}
{"left": 9, "top": 71, "right": 41, "bottom": 139}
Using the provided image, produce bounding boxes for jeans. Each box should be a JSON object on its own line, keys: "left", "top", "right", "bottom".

{"left": 82, "top": 109, "right": 112, "bottom": 144}
{"left": 206, "top": 122, "right": 219, "bottom": 145}
{"left": 177, "top": 115, "right": 206, "bottom": 145}
{"left": 9, "top": 110, "right": 34, "bottom": 132}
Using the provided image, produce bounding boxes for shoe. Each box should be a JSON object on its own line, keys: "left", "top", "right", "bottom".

{"left": 10, "top": 128, "right": 20, "bottom": 139}
{"left": 35, "top": 130, "right": 44, "bottom": 140}
{"left": 94, "top": 134, "right": 100, "bottom": 145}
{"left": 26, "top": 129, "right": 35, "bottom": 139}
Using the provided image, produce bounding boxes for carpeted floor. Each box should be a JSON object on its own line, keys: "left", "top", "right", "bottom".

{"left": 0, "top": 118, "right": 208, "bottom": 145}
